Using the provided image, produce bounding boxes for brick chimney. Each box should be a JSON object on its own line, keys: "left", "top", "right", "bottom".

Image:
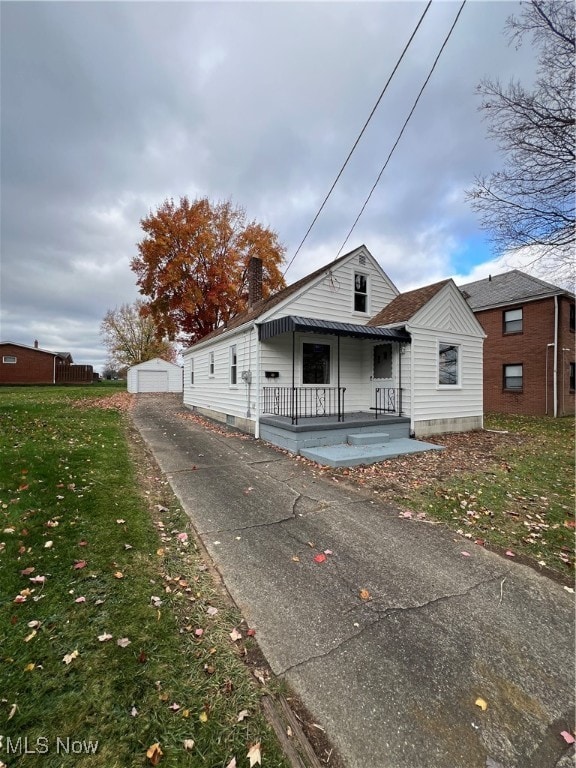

{"left": 248, "top": 256, "right": 263, "bottom": 307}
{"left": 34, "top": 340, "right": 39, "bottom": 348}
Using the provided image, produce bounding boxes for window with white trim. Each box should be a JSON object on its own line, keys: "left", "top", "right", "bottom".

{"left": 209, "top": 351, "right": 215, "bottom": 376}
{"left": 438, "top": 343, "right": 459, "bottom": 386}
{"left": 503, "top": 363, "right": 523, "bottom": 390}
{"left": 302, "top": 343, "right": 331, "bottom": 384}
{"left": 2, "top": 355, "right": 17, "bottom": 364}
{"left": 230, "top": 345, "right": 237, "bottom": 385}
{"left": 190, "top": 358, "right": 194, "bottom": 385}
{"left": 354, "top": 273, "right": 368, "bottom": 313}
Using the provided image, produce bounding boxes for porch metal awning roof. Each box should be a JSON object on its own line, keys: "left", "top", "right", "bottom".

{"left": 257, "top": 315, "right": 411, "bottom": 342}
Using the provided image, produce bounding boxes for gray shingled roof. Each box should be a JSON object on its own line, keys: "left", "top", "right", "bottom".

{"left": 459, "top": 270, "right": 573, "bottom": 311}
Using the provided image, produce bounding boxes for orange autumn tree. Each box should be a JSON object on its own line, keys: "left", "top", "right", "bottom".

{"left": 131, "top": 197, "right": 286, "bottom": 343}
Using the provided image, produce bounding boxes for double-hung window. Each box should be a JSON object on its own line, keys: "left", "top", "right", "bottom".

{"left": 230, "top": 345, "right": 237, "bottom": 385}
{"left": 503, "top": 364, "right": 523, "bottom": 390}
{"left": 438, "top": 343, "right": 459, "bottom": 386}
{"left": 354, "top": 273, "right": 368, "bottom": 313}
{"left": 189, "top": 358, "right": 194, "bottom": 385}
{"left": 503, "top": 308, "right": 523, "bottom": 334}
{"left": 209, "top": 351, "right": 215, "bottom": 376}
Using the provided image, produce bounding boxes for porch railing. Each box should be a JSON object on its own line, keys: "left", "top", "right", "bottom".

{"left": 262, "top": 386, "right": 346, "bottom": 425}
{"left": 375, "top": 387, "right": 403, "bottom": 417}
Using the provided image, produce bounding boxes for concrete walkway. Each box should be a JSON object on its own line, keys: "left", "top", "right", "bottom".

{"left": 131, "top": 395, "right": 575, "bottom": 768}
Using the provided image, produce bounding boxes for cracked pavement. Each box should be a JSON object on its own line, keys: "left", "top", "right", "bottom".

{"left": 132, "top": 395, "right": 575, "bottom": 768}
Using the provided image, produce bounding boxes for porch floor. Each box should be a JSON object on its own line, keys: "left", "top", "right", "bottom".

{"left": 259, "top": 411, "right": 409, "bottom": 432}
{"left": 300, "top": 437, "right": 444, "bottom": 468}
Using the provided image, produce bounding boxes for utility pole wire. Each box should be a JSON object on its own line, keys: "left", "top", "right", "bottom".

{"left": 283, "top": 0, "right": 433, "bottom": 278}
{"left": 336, "top": 0, "right": 467, "bottom": 258}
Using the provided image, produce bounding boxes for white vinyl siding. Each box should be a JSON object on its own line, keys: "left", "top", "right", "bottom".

{"left": 264, "top": 248, "right": 398, "bottom": 325}
{"left": 183, "top": 327, "right": 257, "bottom": 424}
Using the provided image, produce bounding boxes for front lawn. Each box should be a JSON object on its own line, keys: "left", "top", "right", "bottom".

{"left": 0, "top": 386, "right": 288, "bottom": 767}
{"left": 336, "top": 414, "right": 575, "bottom": 579}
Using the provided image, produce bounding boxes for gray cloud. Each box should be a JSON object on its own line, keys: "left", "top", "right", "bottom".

{"left": 1, "top": 1, "right": 535, "bottom": 371}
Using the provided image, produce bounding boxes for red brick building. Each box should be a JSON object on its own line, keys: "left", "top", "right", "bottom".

{"left": 0, "top": 341, "right": 93, "bottom": 385}
{"left": 460, "top": 271, "right": 575, "bottom": 417}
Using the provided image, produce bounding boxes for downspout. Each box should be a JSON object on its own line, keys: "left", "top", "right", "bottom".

{"left": 337, "top": 335, "right": 341, "bottom": 421}
{"left": 409, "top": 327, "right": 415, "bottom": 436}
{"left": 398, "top": 342, "right": 402, "bottom": 416}
{"left": 53, "top": 356, "right": 56, "bottom": 384}
{"left": 553, "top": 295, "right": 558, "bottom": 417}
{"left": 292, "top": 330, "right": 296, "bottom": 424}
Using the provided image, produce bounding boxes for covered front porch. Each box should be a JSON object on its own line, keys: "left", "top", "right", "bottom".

{"left": 255, "top": 316, "right": 442, "bottom": 465}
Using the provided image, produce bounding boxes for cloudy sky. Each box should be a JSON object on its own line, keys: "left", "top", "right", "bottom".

{"left": 1, "top": 0, "right": 537, "bottom": 371}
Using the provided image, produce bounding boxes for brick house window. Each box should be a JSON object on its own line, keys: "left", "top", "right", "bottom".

{"left": 354, "top": 273, "right": 368, "bottom": 313}
{"left": 2, "top": 355, "right": 17, "bottom": 364}
{"left": 570, "top": 362, "right": 575, "bottom": 392}
{"left": 570, "top": 303, "right": 575, "bottom": 332}
{"left": 503, "top": 364, "right": 523, "bottom": 391}
{"left": 503, "top": 308, "right": 523, "bottom": 334}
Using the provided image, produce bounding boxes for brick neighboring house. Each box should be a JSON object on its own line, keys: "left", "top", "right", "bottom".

{"left": 460, "top": 271, "right": 575, "bottom": 417}
{"left": 0, "top": 341, "right": 93, "bottom": 385}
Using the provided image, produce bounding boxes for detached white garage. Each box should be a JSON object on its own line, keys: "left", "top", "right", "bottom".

{"left": 127, "top": 358, "right": 183, "bottom": 394}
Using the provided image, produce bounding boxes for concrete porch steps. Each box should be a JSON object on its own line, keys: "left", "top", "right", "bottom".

{"left": 347, "top": 432, "right": 389, "bottom": 446}
{"left": 300, "top": 437, "right": 444, "bottom": 468}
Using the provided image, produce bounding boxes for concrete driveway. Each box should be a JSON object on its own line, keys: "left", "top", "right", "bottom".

{"left": 131, "top": 395, "right": 575, "bottom": 768}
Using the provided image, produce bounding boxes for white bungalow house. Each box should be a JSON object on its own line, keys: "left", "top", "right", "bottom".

{"left": 182, "top": 245, "right": 485, "bottom": 464}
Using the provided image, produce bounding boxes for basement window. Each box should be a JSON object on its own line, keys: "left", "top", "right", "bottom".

{"left": 2, "top": 355, "right": 16, "bottom": 364}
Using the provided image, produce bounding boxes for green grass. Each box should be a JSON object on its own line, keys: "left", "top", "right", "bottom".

{"left": 401, "top": 414, "right": 575, "bottom": 575}
{"left": 0, "top": 386, "right": 289, "bottom": 767}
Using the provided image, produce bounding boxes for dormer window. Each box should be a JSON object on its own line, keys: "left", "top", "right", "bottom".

{"left": 354, "top": 273, "right": 368, "bottom": 313}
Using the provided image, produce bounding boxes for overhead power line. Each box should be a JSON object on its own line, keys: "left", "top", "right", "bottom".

{"left": 283, "top": 0, "right": 433, "bottom": 278}
{"left": 335, "top": 0, "right": 467, "bottom": 258}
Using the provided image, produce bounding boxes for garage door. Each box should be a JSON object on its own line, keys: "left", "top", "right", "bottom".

{"left": 137, "top": 370, "right": 169, "bottom": 392}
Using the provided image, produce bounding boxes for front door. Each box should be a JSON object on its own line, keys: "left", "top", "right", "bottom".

{"left": 371, "top": 343, "right": 395, "bottom": 412}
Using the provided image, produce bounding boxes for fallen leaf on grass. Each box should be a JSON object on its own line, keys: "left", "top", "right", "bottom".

{"left": 130, "top": 707, "right": 138, "bottom": 717}
{"left": 73, "top": 560, "right": 87, "bottom": 570}
{"left": 194, "top": 628, "right": 204, "bottom": 637}
{"left": 168, "top": 702, "right": 180, "bottom": 711}
{"left": 230, "top": 628, "right": 242, "bottom": 642}
{"left": 75, "top": 596, "right": 86, "bottom": 603}
{"left": 475, "top": 697, "right": 488, "bottom": 711}
{"left": 561, "top": 731, "right": 575, "bottom": 744}
{"left": 8, "top": 703, "right": 17, "bottom": 720}
{"left": 44, "top": 541, "right": 53, "bottom": 549}
{"left": 226, "top": 759, "right": 237, "bottom": 768}
{"left": 247, "top": 742, "right": 261, "bottom": 766}
{"left": 206, "top": 606, "right": 218, "bottom": 616}
{"left": 116, "top": 519, "right": 126, "bottom": 524}
{"left": 199, "top": 710, "right": 208, "bottom": 723}
{"left": 98, "top": 633, "right": 113, "bottom": 642}
{"left": 20, "top": 567, "right": 35, "bottom": 576}
{"left": 63, "top": 649, "right": 79, "bottom": 664}
{"left": 237, "top": 709, "right": 250, "bottom": 721}
{"left": 114, "top": 571, "right": 124, "bottom": 579}
{"left": 117, "top": 638, "right": 131, "bottom": 648}
{"left": 23, "top": 630, "right": 37, "bottom": 642}
{"left": 24, "top": 662, "right": 35, "bottom": 672}
{"left": 183, "top": 739, "right": 195, "bottom": 751}
{"left": 146, "top": 742, "right": 163, "bottom": 765}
